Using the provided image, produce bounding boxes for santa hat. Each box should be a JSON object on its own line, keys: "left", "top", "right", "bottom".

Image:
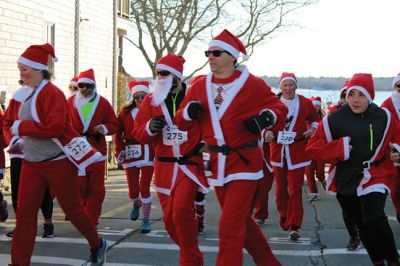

{"left": 280, "top": 72, "right": 298, "bottom": 87}
{"left": 310, "top": 96, "right": 322, "bottom": 106}
{"left": 129, "top": 80, "right": 150, "bottom": 95}
{"left": 69, "top": 75, "right": 79, "bottom": 87}
{"left": 156, "top": 53, "right": 185, "bottom": 80}
{"left": 209, "top": 29, "right": 249, "bottom": 61}
{"left": 78, "top": 68, "right": 96, "bottom": 84}
{"left": 392, "top": 73, "right": 400, "bottom": 89}
{"left": 17, "top": 43, "right": 58, "bottom": 70}
{"left": 339, "top": 80, "right": 349, "bottom": 95}
{"left": 346, "top": 73, "right": 374, "bottom": 103}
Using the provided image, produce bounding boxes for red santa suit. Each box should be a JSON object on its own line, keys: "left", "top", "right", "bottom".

{"left": 270, "top": 93, "right": 320, "bottom": 231}
{"left": 4, "top": 80, "right": 102, "bottom": 265}
{"left": 380, "top": 94, "right": 400, "bottom": 215}
{"left": 115, "top": 107, "right": 154, "bottom": 215}
{"left": 0, "top": 112, "right": 7, "bottom": 177}
{"left": 67, "top": 92, "right": 118, "bottom": 225}
{"left": 133, "top": 83, "right": 209, "bottom": 266}
{"left": 176, "top": 65, "right": 286, "bottom": 266}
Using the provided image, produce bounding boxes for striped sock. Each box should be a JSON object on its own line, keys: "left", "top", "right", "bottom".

{"left": 195, "top": 204, "right": 205, "bottom": 224}
{"left": 142, "top": 202, "right": 152, "bottom": 220}
{"left": 134, "top": 199, "right": 141, "bottom": 208}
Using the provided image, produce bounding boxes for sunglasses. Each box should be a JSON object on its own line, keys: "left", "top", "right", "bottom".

{"left": 156, "top": 70, "right": 171, "bottom": 77}
{"left": 77, "top": 83, "right": 95, "bottom": 89}
{"left": 134, "top": 95, "right": 146, "bottom": 100}
{"left": 204, "top": 50, "right": 229, "bottom": 57}
{"left": 396, "top": 84, "right": 400, "bottom": 89}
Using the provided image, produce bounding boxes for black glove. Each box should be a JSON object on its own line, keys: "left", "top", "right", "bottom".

{"left": 243, "top": 110, "right": 275, "bottom": 135}
{"left": 188, "top": 101, "right": 203, "bottom": 120}
{"left": 149, "top": 115, "right": 166, "bottom": 133}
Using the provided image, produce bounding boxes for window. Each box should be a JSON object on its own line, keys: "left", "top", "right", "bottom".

{"left": 118, "top": 0, "right": 131, "bottom": 19}
{"left": 44, "top": 22, "right": 55, "bottom": 73}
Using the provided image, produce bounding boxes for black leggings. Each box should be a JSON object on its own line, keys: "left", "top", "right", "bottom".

{"left": 10, "top": 158, "right": 53, "bottom": 220}
{"left": 337, "top": 192, "right": 399, "bottom": 263}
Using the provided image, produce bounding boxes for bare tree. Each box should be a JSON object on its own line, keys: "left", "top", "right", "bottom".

{"left": 128, "top": 0, "right": 316, "bottom": 79}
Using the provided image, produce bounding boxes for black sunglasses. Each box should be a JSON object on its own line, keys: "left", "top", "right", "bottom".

{"left": 156, "top": 70, "right": 171, "bottom": 77}
{"left": 134, "top": 95, "right": 146, "bottom": 100}
{"left": 77, "top": 83, "right": 95, "bottom": 89}
{"left": 204, "top": 50, "right": 229, "bottom": 57}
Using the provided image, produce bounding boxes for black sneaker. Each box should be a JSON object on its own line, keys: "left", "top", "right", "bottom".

{"left": 198, "top": 222, "right": 205, "bottom": 235}
{"left": 90, "top": 238, "right": 107, "bottom": 265}
{"left": 42, "top": 223, "right": 54, "bottom": 238}
{"left": 0, "top": 200, "right": 8, "bottom": 222}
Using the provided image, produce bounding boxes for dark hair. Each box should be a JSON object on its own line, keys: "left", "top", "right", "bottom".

{"left": 123, "top": 99, "right": 136, "bottom": 112}
{"left": 41, "top": 70, "right": 54, "bottom": 80}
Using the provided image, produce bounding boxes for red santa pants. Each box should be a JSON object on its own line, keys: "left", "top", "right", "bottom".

{"left": 273, "top": 164, "right": 305, "bottom": 230}
{"left": 254, "top": 165, "right": 274, "bottom": 221}
{"left": 305, "top": 159, "right": 325, "bottom": 194}
{"left": 12, "top": 158, "right": 101, "bottom": 266}
{"left": 77, "top": 160, "right": 106, "bottom": 225}
{"left": 215, "top": 180, "right": 281, "bottom": 266}
{"left": 158, "top": 173, "right": 203, "bottom": 266}
{"left": 390, "top": 168, "right": 400, "bottom": 214}
{"left": 125, "top": 165, "right": 153, "bottom": 200}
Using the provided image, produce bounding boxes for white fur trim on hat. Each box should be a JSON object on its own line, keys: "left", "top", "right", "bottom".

{"left": 78, "top": 77, "right": 96, "bottom": 84}
{"left": 17, "top": 56, "right": 48, "bottom": 70}
{"left": 280, "top": 77, "right": 298, "bottom": 86}
{"left": 209, "top": 40, "right": 240, "bottom": 59}
{"left": 156, "top": 64, "right": 183, "bottom": 80}
{"left": 346, "top": 86, "right": 373, "bottom": 103}
{"left": 312, "top": 100, "right": 321, "bottom": 106}
{"left": 392, "top": 74, "right": 400, "bottom": 89}
{"left": 131, "top": 85, "right": 150, "bottom": 95}
{"left": 69, "top": 81, "right": 78, "bottom": 87}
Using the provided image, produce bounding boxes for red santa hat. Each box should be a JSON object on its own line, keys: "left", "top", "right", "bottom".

{"left": 69, "top": 75, "right": 79, "bottom": 87}
{"left": 209, "top": 29, "right": 249, "bottom": 61}
{"left": 346, "top": 73, "right": 374, "bottom": 103}
{"left": 339, "top": 80, "right": 349, "bottom": 95}
{"left": 392, "top": 73, "right": 400, "bottom": 89}
{"left": 280, "top": 72, "right": 298, "bottom": 87}
{"left": 129, "top": 80, "right": 150, "bottom": 95}
{"left": 17, "top": 43, "right": 58, "bottom": 70}
{"left": 78, "top": 68, "right": 96, "bottom": 84}
{"left": 310, "top": 96, "right": 322, "bottom": 106}
{"left": 156, "top": 52, "right": 185, "bottom": 80}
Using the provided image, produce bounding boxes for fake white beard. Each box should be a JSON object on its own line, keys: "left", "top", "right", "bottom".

{"left": 74, "top": 90, "right": 95, "bottom": 109}
{"left": 151, "top": 76, "right": 173, "bottom": 106}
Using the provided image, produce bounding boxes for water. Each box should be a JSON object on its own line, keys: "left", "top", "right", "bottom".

{"left": 271, "top": 88, "right": 392, "bottom": 107}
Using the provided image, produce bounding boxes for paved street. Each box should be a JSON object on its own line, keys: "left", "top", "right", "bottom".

{"left": 0, "top": 169, "right": 399, "bottom": 266}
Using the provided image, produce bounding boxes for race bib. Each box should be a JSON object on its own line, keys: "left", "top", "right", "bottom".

{"left": 277, "top": 131, "right": 296, "bottom": 145}
{"left": 162, "top": 125, "right": 188, "bottom": 146}
{"left": 125, "top": 144, "right": 142, "bottom": 159}
{"left": 65, "top": 137, "right": 92, "bottom": 161}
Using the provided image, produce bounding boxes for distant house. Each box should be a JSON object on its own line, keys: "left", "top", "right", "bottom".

{"left": 0, "top": 0, "right": 133, "bottom": 107}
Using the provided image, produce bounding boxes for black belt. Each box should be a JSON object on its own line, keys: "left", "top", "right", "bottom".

{"left": 204, "top": 140, "right": 258, "bottom": 166}
{"left": 82, "top": 132, "right": 101, "bottom": 142}
{"left": 155, "top": 155, "right": 198, "bottom": 166}
{"left": 125, "top": 139, "right": 140, "bottom": 145}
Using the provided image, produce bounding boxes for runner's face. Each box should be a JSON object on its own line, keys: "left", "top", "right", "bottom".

{"left": 280, "top": 80, "right": 297, "bottom": 100}
{"left": 133, "top": 92, "right": 146, "bottom": 108}
{"left": 18, "top": 63, "right": 42, "bottom": 88}
{"left": 207, "top": 46, "right": 235, "bottom": 75}
{"left": 347, "top": 89, "right": 369, "bottom": 114}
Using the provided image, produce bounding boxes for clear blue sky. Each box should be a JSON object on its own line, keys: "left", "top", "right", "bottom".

{"left": 124, "top": 0, "right": 400, "bottom": 78}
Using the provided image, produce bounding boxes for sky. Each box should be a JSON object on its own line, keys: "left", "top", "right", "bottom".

{"left": 123, "top": 0, "right": 400, "bottom": 78}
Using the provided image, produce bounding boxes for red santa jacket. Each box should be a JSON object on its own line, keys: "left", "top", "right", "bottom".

{"left": 67, "top": 94, "right": 118, "bottom": 157}
{"left": 115, "top": 107, "right": 154, "bottom": 169}
{"left": 270, "top": 94, "right": 320, "bottom": 170}
{"left": 306, "top": 108, "right": 400, "bottom": 196}
{"left": 133, "top": 93, "right": 209, "bottom": 195}
{"left": 175, "top": 66, "right": 287, "bottom": 187}
{"left": 3, "top": 80, "right": 102, "bottom": 169}
{"left": 381, "top": 94, "right": 400, "bottom": 167}
{"left": 0, "top": 113, "right": 7, "bottom": 175}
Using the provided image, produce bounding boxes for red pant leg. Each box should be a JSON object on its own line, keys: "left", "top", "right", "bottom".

{"left": 273, "top": 166, "right": 289, "bottom": 224}
{"left": 254, "top": 165, "right": 274, "bottom": 220}
{"left": 285, "top": 167, "right": 305, "bottom": 229}
{"left": 157, "top": 192, "right": 179, "bottom": 245}
{"left": 11, "top": 160, "right": 47, "bottom": 266}
{"left": 172, "top": 174, "right": 203, "bottom": 266}
{"left": 84, "top": 161, "right": 106, "bottom": 225}
{"left": 305, "top": 161, "right": 318, "bottom": 194}
{"left": 391, "top": 169, "right": 400, "bottom": 214}
{"left": 125, "top": 167, "right": 140, "bottom": 200}
{"left": 215, "top": 180, "right": 259, "bottom": 266}
{"left": 139, "top": 166, "right": 153, "bottom": 199}
{"left": 315, "top": 160, "right": 326, "bottom": 183}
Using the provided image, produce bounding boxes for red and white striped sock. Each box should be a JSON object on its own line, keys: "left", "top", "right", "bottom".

{"left": 142, "top": 202, "right": 152, "bottom": 220}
